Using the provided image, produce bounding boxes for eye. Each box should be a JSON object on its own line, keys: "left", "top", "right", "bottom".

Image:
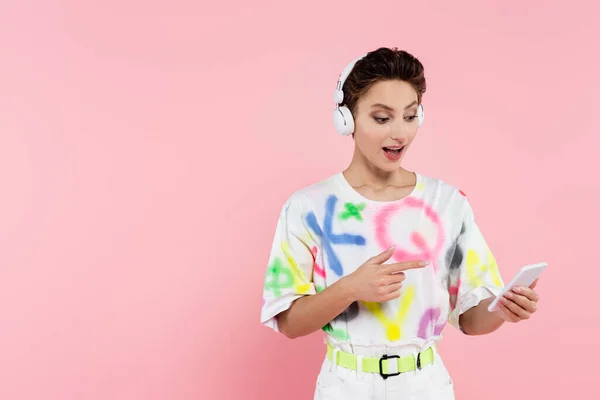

{"left": 374, "top": 117, "right": 390, "bottom": 124}
{"left": 404, "top": 115, "right": 417, "bottom": 122}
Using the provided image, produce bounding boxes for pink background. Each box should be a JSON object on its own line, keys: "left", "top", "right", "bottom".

{"left": 1, "top": 1, "right": 598, "bottom": 399}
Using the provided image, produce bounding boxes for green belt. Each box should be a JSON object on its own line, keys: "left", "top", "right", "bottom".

{"left": 326, "top": 342, "right": 435, "bottom": 379}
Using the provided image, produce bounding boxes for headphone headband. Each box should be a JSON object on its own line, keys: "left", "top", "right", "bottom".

{"left": 333, "top": 53, "right": 368, "bottom": 105}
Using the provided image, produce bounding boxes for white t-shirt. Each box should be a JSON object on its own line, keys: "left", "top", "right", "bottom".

{"left": 260, "top": 172, "right": 504, "bottom": 352}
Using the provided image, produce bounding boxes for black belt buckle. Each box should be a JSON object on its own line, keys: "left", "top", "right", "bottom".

{"left": 379, "top": 354, "right": 401, "bottom": 380}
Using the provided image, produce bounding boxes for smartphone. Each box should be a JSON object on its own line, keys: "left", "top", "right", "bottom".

{"left": 487, "top": 262, "right": 548, "bottom": 312}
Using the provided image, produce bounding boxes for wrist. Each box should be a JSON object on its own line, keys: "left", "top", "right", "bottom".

{"left": 335, "top": 276, "right": 357, "bottom": 304}
{"left": 460, "top": 297, "right": 505, "bottom": 335}
{"left": 484, "top": 298, "right": 506, "bottom": 323}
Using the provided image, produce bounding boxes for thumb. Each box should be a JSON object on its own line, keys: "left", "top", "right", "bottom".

{"left": 370, "top": 246, "right": 395, "bottom": 264}
{"left": 529, "top": 278, "right": 539, "bottom": 289}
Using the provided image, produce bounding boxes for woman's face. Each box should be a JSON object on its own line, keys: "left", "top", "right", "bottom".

{"left": 352, "top": 80, "right": 421, "bottom": 172}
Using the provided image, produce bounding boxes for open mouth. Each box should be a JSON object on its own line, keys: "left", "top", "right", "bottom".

{"left": 382, "top": 146, "right": 404, "bottom": 159}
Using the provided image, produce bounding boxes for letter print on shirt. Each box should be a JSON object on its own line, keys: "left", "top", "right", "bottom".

{"left": 305, "top": 195, "right": 366, "bottom": 277}
{"left": 374, "top": 197, "right": 446, "bottom": 274}
{"left": 362, "top": 285, "right": 416, "bottom": 341}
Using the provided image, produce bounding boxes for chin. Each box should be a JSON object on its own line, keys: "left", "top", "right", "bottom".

{"left": 375, "top": 151, "right": 407, "bottom": 171}
{"left": 372, "top": 159, "right": 404, "bottom": 173}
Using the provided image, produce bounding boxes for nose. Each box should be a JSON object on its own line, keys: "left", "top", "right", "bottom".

{"left": 389, "top": 120, "right": 412, "bottom": 142}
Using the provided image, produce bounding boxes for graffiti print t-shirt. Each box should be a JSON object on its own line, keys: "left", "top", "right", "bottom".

{"left": 260, "top": 172, "right": 504, "bottom": 350}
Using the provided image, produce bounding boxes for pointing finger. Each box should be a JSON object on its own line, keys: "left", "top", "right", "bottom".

{"left": 383, "top": 261, "right": 429, "bottom": 274}
{"left": 370, "top": 246, "right": 396, "bottom": 264}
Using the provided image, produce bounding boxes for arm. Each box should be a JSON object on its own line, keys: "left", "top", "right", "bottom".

{"left": 448, "top": 197, "right": 541, "bottom": 334}
{"left": 277, "top": 248, "right": 427, "bottom": 339}
{"left": 277, "top": 278, "right": 354, "bottom": 339}
{"left": 459, "top": 297, "right": 505, "bottom": 335}
{"left": 460, "top": 280, "right": 541, "bottom": 335}
{"left": 447, "top": 197, "right": 506, "bottom": 334}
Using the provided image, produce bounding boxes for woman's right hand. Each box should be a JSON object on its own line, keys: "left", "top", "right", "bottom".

{"left": 342, "top": 246, "right": 429, "bottom": 303}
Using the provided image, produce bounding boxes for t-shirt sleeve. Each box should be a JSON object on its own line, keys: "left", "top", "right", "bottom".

{"left": 260, "top": 196, "right": 317, "bottom": 333}
{"left": 448, "top": 197, "right": 504, "bottom": 331}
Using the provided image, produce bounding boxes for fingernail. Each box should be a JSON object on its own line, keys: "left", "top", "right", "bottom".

{"left": 513, "top": 287, "right": 522, "bottom": 293}
{"left": 389, "top": 245, "right": 396, "bottom": 251}
{"left": 505, "top": 292, "right": 513, "bottom": 298}
{"left": 418, "top": 261, "right": 430, "bottom": 266}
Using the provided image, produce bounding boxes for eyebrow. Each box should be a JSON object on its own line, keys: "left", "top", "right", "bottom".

{"left": 371, "top": 101, "right": 418, "bottom": 112}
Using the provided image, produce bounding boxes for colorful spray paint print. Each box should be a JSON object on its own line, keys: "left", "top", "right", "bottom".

{"left": 260, "top": 174, "right": 504, "bottom": 346}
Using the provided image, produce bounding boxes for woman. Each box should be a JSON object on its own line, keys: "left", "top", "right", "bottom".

{"left": 260, "top": 47, "right": 540, "bottom": 399}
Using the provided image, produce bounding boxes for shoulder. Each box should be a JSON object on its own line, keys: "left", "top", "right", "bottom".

{"left": 279, "top": 172, "right": 341, "bottom": 214}
{"left": 418, "top": 172, "right": 474, "bottom": 216}
{"left": 419, "top": 173, "right": 469, "bottom": 200}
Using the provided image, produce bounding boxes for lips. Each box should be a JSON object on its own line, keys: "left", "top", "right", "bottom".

{"left": 382, "top": 145, "right": 405, "bottom": 161}
{"left": 383, "top": 146, "right": 403, "bottom": 157}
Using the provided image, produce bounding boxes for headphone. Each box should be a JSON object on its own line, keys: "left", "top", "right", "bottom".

{"left": 333, "top": 53, "right": 425, "bottom": 136}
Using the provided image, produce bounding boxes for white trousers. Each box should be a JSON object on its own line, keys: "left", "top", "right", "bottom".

{"left": 313, "top": 347, "right": 455, "bottom": 400}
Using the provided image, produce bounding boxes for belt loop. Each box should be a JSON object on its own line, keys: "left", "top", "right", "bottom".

{"left": 412, "top": 352, "right": 419, "bottom": 373}
{"left": 356, "top": 355, "right": 364, "bottom": 380}
{"left": 331, "top": 348, "right": 340, "bottom": 371}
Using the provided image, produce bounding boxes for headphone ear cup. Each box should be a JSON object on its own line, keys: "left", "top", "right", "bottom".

{"left": 333, "top": 89, "right": 344, "bottom": 105}
{"left": 333, "top": 106, "right": 355, "bottom": 136}
{"left": 417, "top": 104, "right": 424, "bottom": 127}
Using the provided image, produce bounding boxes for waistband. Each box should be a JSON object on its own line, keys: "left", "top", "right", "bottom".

{"left": 326, "top": 341, "right": 435, "bottom": 379}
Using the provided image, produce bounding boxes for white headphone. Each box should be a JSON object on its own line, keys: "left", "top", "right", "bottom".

{"left": 333, "top": 53, "right": 425, "bottom": 136}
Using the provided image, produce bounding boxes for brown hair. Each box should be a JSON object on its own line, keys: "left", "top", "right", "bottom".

{"left": 341, "top": 47, "right": 426, "bottom": 115}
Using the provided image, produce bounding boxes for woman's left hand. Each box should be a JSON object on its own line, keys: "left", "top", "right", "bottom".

{"left": 496, "top": 279, "right": 540, "bottom": 322}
